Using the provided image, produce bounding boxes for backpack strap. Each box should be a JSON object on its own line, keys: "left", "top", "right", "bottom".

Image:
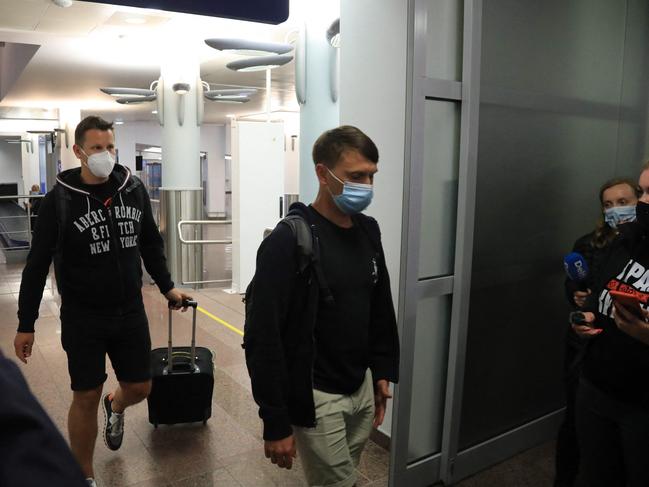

{"left": 280, "top": 215, "right": 335, "bottom": 306}
{"left": 122, "top": 176, "right": 144, "bottom": 209}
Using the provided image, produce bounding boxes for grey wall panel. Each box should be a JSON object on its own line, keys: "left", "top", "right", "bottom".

{"left": 459, "top": 0, "right": 648, "bottom": 449}
{"left": 616, "top": 0, "right": 649, "bottom": 174}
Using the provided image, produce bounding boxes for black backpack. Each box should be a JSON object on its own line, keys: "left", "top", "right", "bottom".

{"left": 243, "top": 214, "right": 334, "bottom": 334}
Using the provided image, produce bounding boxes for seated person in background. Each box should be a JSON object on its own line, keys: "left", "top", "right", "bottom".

{"left": 26, "top": 185, "right": 42, "bottom": 231}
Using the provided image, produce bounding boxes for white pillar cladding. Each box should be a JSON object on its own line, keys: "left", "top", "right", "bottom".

{"left": 59, "top": 107, "right": 81, "bottom": 171}
{"left": 157, "top": 43, "right": 204, "bottom": 286}
{"left": 160, "top": 45, "right": 202, "bottom": 189}
{"left": 339, "top": 0, "right": 409, "bottom": 438}
{"left": 298, "top": 1, "right": 340, "bottom": 203}
{"left": 231, "top": 121, "right": 285, "bottom": 293}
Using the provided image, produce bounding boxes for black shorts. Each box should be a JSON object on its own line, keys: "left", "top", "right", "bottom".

{"left": 61, "top": 311, "right": 151, "bottom": 391}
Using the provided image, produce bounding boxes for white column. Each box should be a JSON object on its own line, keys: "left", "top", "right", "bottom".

{"left": 298, "top": 2, "right": 341, "bottom": 203}
{"left": 21, "top": 133, "right": 40, "bottom": 194}
{"left": 59, "top": 107, "right": 81, "bottom": 170}
{"left": 340, "top": 0, "right": 409, "bottom": 439}
{"left": 160, "top": 46, "right": 201, "bottom": 189}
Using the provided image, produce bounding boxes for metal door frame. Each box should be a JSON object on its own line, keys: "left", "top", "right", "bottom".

{"left": 389, "top": 0, "right": 483, "bottom": 485}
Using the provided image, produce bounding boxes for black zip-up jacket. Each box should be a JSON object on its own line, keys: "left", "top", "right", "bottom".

{"left": 244, "top": 204, "right": 400, "bottom": 441}
{"left": 17, "top": 165, "right": 174, "bottom": 332}
{"left": 582, "top": 223, "right": 649, "bottom": 407}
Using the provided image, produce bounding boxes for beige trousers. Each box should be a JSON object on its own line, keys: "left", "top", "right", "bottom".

{"left": 293, "top": 369, "right": 375, "bottom": 487}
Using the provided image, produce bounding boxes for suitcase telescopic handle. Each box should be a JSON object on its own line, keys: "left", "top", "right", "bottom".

{"left": 168, "top": 298, "right": 198, "bottom": 309}
{"left": 165, "top": 299, "right": 199, "bottom": 375}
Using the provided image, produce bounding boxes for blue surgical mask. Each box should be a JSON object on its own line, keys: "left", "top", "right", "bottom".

{"left": 327, "top": 168, "right": 374, "bottom": 215}
{"left": 604, "top": 205, "right": 636, "bottom": 228}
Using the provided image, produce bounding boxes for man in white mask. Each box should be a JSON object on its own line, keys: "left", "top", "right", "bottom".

{"left": 14, "top": 116, "right": 191, "bottom": 487}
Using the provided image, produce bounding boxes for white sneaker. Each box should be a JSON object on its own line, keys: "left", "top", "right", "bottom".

{"left": 86, "top": 478, "right": 97, "bottom": 487}
{"left": 102, "top": 393, "right": 125, "bottom": 451}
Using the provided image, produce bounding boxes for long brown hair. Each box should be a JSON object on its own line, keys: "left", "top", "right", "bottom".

{"left": 592, "top": 177, "right": 640, "bottom": 248}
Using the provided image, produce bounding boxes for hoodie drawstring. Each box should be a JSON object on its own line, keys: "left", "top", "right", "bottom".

{"left": 86, "top": 196, "right": 91, "bottom": 222}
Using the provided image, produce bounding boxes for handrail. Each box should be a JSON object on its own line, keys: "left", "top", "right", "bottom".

{"left": 0, "top": 193, "right": 38, "bottom": 249}
{"left": 177, "top": 220, "right": 232, "bottom": 245}
{"left": 176, "top": 219, "right": 233, "bottom": 287}
{"left": 0, "top": 194, "right": 44, "bottom": 200}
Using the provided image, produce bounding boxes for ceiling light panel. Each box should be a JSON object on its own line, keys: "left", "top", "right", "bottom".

{"left": 226, "top": 54, "right": 293, "bottom": 72}
{"left": 205, "top": 38, "right": 293, "bottom": 55}
{"left": 103, "top": 11, "right": 170, "bottom": 28}
{"left": 101, "top": 87, "right": 155, "bottom": 96}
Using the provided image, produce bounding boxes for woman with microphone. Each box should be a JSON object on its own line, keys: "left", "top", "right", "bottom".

{"left": 573, "top": 163, "right": 649, "bottom": 487}
{"left": 555, "top": 178, "right": 639, "bottom": 487}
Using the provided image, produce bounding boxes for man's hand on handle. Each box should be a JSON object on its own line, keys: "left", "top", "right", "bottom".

{"left": 14, "top": 332, "right": 35, "bottom": 364}
{"left": 165, "top": 288, "right": 193, "bottom": 312}
{"left": 374, "top": 379, "right": 392, "bottom": 429}
{"left": 265, "top": 435, "right": 297, "bottom": 470}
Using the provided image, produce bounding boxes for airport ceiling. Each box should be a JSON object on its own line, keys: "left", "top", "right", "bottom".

{"left": 0, "top": 0, "right": 302, "bottom": 124}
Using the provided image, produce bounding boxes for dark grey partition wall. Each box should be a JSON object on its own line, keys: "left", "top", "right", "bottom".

{"left": 459, "top": 0, "right": 649, "bottom": 451}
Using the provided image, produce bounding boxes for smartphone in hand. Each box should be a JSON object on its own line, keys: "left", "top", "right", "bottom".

{"left": 609, "top": 290, "right": 645, "bottom": 319}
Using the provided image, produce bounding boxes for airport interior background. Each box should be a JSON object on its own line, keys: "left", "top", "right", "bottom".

{"left": 1, "top": 0, "right": 649, "bottom": 486}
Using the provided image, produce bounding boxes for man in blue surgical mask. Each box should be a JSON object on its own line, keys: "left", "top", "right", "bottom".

{"left": 244, "top": 126, "right": 399, "bottom": 487}
{"left": 14, "top": 115, "right": 191, "bottom": 487}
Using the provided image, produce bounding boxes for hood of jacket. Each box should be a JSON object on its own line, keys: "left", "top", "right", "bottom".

{"left": 56, "top": 164, "right": 135, "bottom": 196}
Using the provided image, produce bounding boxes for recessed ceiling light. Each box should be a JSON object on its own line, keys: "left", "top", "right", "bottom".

{"left": 152, "top": 110, "right": 158, "bottom": 115}
{"left": 114, "top": 120, "right": 124, "bottom": 125}
{"left": 226, "top": 114, "right": 236, "bottom": 118}
{"left": 125, "top": 17, "right": 146, "bottom": 25}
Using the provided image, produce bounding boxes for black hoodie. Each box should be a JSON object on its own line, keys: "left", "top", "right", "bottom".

{"left": 582, "top": 223, "right": 649, "bottom": 407}
{"left": 244, "top": 203, "right": 400, "bottom": 441}
{"left": 17, "top": 165, "right": 174, "bottom": 332}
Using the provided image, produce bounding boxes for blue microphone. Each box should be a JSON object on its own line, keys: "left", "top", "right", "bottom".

{"left": 563, "top": 252, "right": 590, "bottom": 291}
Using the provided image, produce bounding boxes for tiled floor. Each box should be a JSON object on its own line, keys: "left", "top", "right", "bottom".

{"left": 0, "top": 248, "right": 558, "bottom": 487}
{"left": 0, "top": 259, "right": 390, "bottom": 487}
{"left": 454, "top": 441, "right": 556, "bottom": 487}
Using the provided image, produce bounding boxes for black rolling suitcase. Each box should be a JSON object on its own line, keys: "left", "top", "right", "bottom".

{"left": 147, "top": 300, "right": 214, "bottom": 427}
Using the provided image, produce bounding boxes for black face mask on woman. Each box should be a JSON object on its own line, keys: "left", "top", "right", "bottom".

{"left": 636, "top": 201, "right": 649, "bottom": 234}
